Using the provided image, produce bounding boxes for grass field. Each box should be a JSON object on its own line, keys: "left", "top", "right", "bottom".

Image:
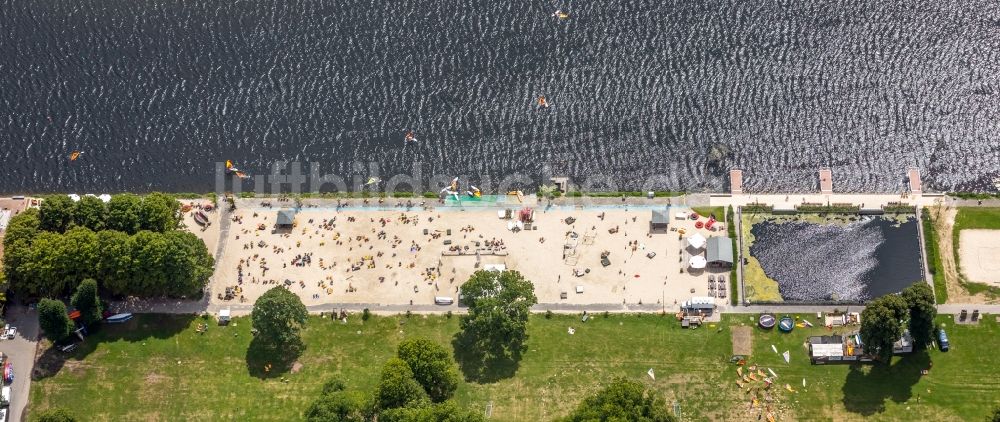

{"left": 951, "top": 207, "right": 1000, "bottom": 298}
{"left": 29, "top": 313, "right": 1000, "bottom": 421}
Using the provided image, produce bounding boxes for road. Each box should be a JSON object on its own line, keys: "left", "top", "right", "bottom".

{"left": 0, "top": 306, "right": 38, "bottom": 422}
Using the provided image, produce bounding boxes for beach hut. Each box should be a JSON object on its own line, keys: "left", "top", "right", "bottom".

{"left": 706, "top": 236, "right": 734, "bottom": 268}
{"left": 687, "top": 233, "right": 707, "bottom": 250}
{"left": 650, "top": 209, "right": 669, "bottom": 232}
{"left": 276, "top": 209, "right": 296, "bottom": 229}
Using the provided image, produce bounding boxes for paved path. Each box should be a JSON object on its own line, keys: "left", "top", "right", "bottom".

{"left": 0, "top": 306, "right": 39, "bottom": 422}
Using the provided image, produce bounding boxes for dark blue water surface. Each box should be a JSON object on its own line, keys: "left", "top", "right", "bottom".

{"left": 750, "top": 217, "right": 922, "bottom": 302}
{"left": 2, "top": 0, "right": 1000, "bottom": 193}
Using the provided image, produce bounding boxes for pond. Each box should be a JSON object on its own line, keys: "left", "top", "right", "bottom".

{"left": 749, "top": 216, "right": 922, "bottom": 302}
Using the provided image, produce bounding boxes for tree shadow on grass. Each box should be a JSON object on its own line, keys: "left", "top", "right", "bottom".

{"left": 32, "top": 314, "right": 196, "bottom": 381}
{"left": 841, "top": 351, "right": 930, "bottom": 416}
{"left": 245, "top": 336, "right": 304, "bottom": 379}
{"left": 451, "top": 330, "right": 521, "bottom": 384}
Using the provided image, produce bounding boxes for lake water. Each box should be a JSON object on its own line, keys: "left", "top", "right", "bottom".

{"left": 749, "top": 217, "right": 923, "bottom": 302}
{"left": 2, "top": 0, "right": 999, "bottom": 193}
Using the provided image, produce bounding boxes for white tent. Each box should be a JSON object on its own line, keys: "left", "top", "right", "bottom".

{"left": 98, "top": 194, "right": 112, "bottom": 203}
{"left": 689, "top": 255, "right": 707, "bottom": 269}
{"left": 484, "top": 264, "right": 507, "bottom": 272}
{"left": 67, "top": 194, "right": 81, "bottom": 202}
{"left": 687, "top": 233, "right": 707, "bottom": 249}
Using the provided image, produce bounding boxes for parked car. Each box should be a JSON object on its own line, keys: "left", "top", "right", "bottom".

{"left": 1, "top": 385, "right": 10, "bottom": 407}
{"left": 938, "top": 328, "right": 950, "bottom": 351}
{"left": 0, "top": 326, "right": 15, "bottom": 340}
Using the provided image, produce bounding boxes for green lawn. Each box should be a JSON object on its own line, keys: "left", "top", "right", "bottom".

{"left": 921, "top": 209, "right": 948, "bottom": 303}
{"left": 690, "top": 207, "right": 724, "bottom": 220}
{"left": 951, "top": 207, "right": 1000, "bottom": 298}
{"left": 29, "top": 313, "right": 1000, "bottom": 421}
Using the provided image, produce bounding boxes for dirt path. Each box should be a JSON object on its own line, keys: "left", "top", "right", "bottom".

{"left": 931, "top": 205, "right": 995, "bottom": 304}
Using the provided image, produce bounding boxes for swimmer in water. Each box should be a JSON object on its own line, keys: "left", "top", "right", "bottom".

{"left": 538, "top": 96, "right": 549, "bottom": 108}
{"left": 404, "top": 131, "right": 416, "bottom": 143}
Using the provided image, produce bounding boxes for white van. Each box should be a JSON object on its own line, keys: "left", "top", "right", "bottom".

{"left": 1, "top": 385, "right": 10, "bottom": 407}
{"left": 434, "top": 296, "right": 454, "bottom": 305}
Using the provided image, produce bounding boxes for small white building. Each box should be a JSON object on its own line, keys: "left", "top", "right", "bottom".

{"left": 218, "top": 308, "right": 231, "bottom": 325}
{"left": 682, "top": 296, "right": 716, "bottom": 314}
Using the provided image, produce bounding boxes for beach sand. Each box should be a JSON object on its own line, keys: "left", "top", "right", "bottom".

{"left": 208, "top": 200, "right": 733, "bottom": 308}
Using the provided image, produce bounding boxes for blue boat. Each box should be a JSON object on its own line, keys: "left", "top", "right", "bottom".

{"left": 106, "top": 313, "right": 133, "bottom": 324}
{"left": 778, "top": 316, "right": 794, "bottom": 332}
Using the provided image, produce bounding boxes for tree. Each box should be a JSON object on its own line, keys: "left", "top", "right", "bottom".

{"left": 96, "top": 230, "right": 133, "bottom": 295}
{"left": 162, "top": 231, "right": 214, "bottom": 297}
{"left": 73, "top": 195, "right": 107, "bottom": 231}
{"left": 38, "top": 299, "right": 74, "bottom": 343}
{"left": 457, "top": 270, "right": 538, "bottom": 371}
{"left": 2, "top": 209, "right": 40, "bottom": 289}
{"left": 901, "top": 283, "right": 937, "bottom": 349}
{"left": 16, "top": 232, "right": 72, "bottom": 296}
{"left": 251, "top": 286, "right": 308, "bottom": 347}
{"left": 380, "top": 400, "right": 485, "bottom": 422}
{"left": 107, "top": 193, "right": 143, "bottom": 234}
{"left": 39, "top": 195, "right": 75, "bottom": 232}
{"left": 2, "top": 208, "right": 40, "bottom": 248}
{"left": 375, "top": 358, "right": 429, "bottom": 411}
{"left": 61, "top": 227, "right": 100, "bottom": 285}
{"left": 304, "top": 379, "right": 371, "bottom": 422}
{"left": 561, "top": 378, "right": 674, "bottom": 422}
{"left": 397, "top": 338, "right": 459, "bottom": 402}
{"left": 35, "top": 407, "right": 78, "bottom": 422}
{"left": 139, "top": 192, "right": 180, "bottom": 232}
{"left": 990, "top": 405, "right": 1000, "bottom": 422}
{"left": 71, "top": 279, "right": 103, "bottom": 326}
{"left": 860, "top": 296, "right": 904, "bottom": 364}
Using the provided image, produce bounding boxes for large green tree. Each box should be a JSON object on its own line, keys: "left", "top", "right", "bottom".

{"left": 860, "top": 296, "right": 905, "bottom": 363}
{"left": 139, "top": 192, "right": 180, "bottom": 232}
{"left": 38, "top": 299, "right": 75, "bottom": 342}
{"left": 901, "top": 283, "right": 937, "bottom": 349}
{"left": 560, "top": 378, "right": 674, "bottom": 422}
{"left": 162, "top": 230, "right": 214, "bottom": 297}
{"left": 73, "top": 195, "right": 107, "bottom": 231}
{"left": 106, "top": 193, "right": 143, "bottom": 234}
{"left": 457, "top": 270, "right": 538, "bottom": 373}
{"left": 396, "top": 338, "right": 459, "bottom": 402}
{"left": 39, "top": 195, "right": 75, "bottom": 232}
{"left": 251, "top": 286, "right": 308, "bottom": 347}
{"left": 11, "top": 227, "right": 99, "bottom": 297}
{"left": 71, "top": 279, "right": 103, "bottom": 326}
{"left": 95, "top": 230, "right": 134, "bottom": 295}
{"left": 380, "top": 400, "right": 486, "bottom": 422}
{"left": 304, "top": 379, "right": 371, "bottom": 422}
{"left": 1, "top": 209, "right": 40, "bottom": 288}
{"left": 375, "top": 358, "right": 429, "bottom": 411}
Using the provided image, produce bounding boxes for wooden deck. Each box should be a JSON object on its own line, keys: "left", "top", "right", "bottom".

{"left": 729, "top": 169, "right": 743, "bottom": 195}
{"left": 819, "top": 168, "right": 833, "bottom": 194}
{"left": 908, "top": 167, "right": 922, "bottom": 195}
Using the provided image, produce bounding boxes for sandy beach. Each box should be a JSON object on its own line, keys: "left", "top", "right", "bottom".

{"left": 205, "top": 199, "right": 733, "bottom": 308}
